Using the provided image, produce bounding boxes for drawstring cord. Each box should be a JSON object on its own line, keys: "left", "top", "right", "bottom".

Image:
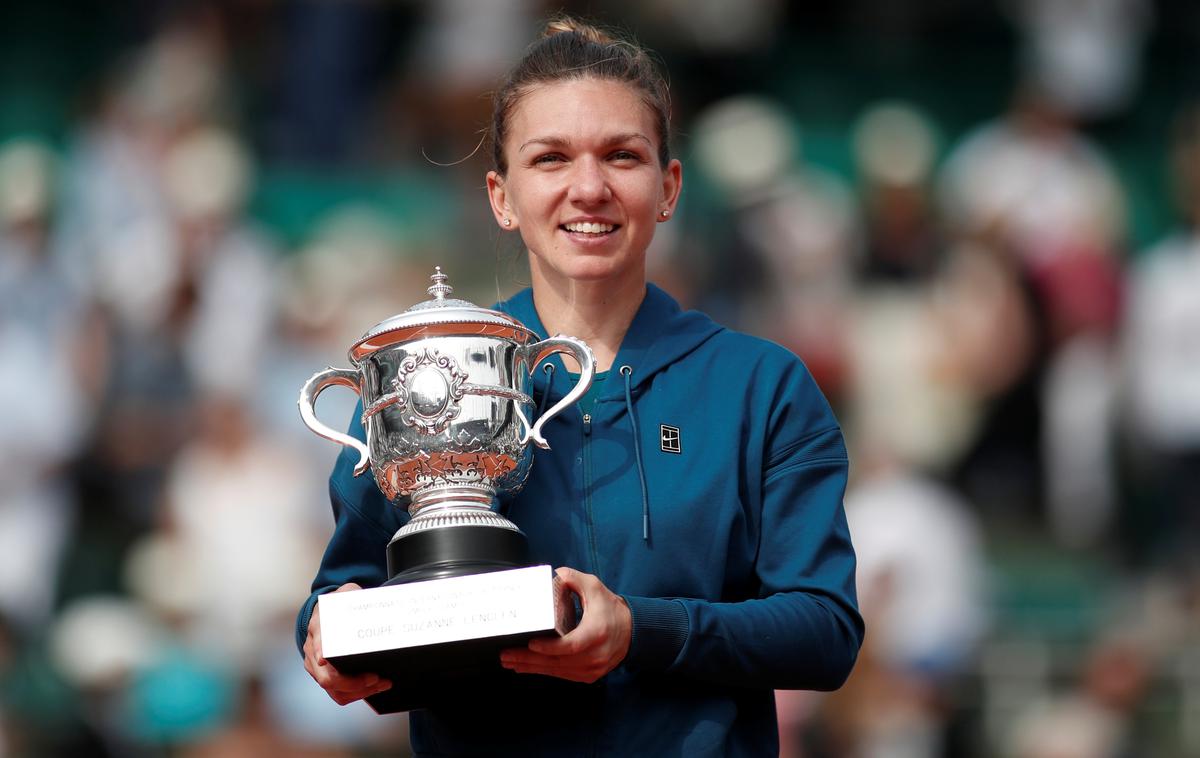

{"left": 620, "top": 365, "right": 651, "bottom": 541}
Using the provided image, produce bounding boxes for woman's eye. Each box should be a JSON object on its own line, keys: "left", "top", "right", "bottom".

{"left": 533, "top": 153, "right": 565, "bottom": 165}
{"left": 609, "top": 150, "right": 640, "bottom": 162}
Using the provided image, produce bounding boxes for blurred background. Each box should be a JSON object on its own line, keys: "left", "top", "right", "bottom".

{"left": 1, "top": 0, "right": 1198, "bottom": 756}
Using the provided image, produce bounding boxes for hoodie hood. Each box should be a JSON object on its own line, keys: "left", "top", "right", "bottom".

{"left": 496, "top": 283, "right": 725, "bottom": 398}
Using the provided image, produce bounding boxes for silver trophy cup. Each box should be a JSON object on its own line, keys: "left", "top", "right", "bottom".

{"left": 299, "top": 267, "right": 594, "bottom": 585}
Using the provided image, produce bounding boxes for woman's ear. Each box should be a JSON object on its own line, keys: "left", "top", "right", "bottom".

{"left": 486, "top": 171, "right": 517, "bottom": 230}
{"left": 659, "top": 159, "right": 683, "bottom": 218}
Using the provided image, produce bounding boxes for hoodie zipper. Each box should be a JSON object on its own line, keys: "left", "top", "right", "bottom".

{"left": 581, "top": 412, "right": 601, "bottom": 575}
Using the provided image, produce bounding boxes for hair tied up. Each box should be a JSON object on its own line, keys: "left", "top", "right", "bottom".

{"left": 542, "top": 17, "right": 615, "bottom": 45}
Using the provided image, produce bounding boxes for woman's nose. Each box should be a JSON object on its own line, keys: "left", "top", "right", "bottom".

{"left": 567, "top": 157, "right": 611, "bottom": 205}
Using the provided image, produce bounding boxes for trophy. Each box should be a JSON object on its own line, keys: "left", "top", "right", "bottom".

{"left": 298, "top": 267, "right": 594, "bottom": 712}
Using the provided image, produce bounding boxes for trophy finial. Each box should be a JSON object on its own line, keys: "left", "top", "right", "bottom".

{"left": 427, "top": 266, "right": 453, "bottom": 300}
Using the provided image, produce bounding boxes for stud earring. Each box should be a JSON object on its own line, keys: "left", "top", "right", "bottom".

{"left": 503, "top": 218, "right": 512, "bottom": 227}
{"left": 660, "top": 210, "right": 670, "bottom": 218}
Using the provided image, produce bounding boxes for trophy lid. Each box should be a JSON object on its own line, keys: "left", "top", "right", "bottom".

{"left": 349, "top": 267, "right": 535, "bottom": 361}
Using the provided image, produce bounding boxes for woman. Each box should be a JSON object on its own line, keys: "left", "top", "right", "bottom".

{"left": 300, "top": 18, "right": 863, "bottom": 756}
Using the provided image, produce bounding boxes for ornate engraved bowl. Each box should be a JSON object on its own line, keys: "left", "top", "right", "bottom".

{"left": 299, "top": 268, "right": 593, "bottom": 566}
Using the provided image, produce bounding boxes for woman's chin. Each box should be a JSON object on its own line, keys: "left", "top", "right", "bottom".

{"left": 532, "top": 253, "right": 642, "bottom": 286}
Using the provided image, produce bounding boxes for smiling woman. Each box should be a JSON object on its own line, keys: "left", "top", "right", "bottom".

{"left": 299, "top": 16, "right": 864, "bottom": 758}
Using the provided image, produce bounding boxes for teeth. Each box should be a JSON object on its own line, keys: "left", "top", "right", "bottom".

{"left": 564, "top": 222, "right": 614, "bottom": 234}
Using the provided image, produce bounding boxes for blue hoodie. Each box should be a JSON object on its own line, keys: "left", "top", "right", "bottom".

{"left": 297, "top": 284, "right": 863, "bottom": 757}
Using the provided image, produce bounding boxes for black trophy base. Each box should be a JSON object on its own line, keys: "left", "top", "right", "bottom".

{"left": 328, "top": 627, "right": 553, "bottom": 714}
{"left": 384, "top": 522, "right": 530, "bottom": 585}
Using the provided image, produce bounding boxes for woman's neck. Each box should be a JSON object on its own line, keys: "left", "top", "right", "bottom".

{"left": 529, "top": 266, "right": 645, "bottom": 372}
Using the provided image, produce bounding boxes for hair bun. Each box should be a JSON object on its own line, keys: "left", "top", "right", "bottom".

{"left": 542, "top": 17, "right": 614, "bottom": 45}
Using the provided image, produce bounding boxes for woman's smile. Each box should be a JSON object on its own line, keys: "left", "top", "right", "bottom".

{"left": 560, "top": 218, "right": 620, "bottom": 246}
{"left": 561, "top": 220, "right": 617, "bottom": 235}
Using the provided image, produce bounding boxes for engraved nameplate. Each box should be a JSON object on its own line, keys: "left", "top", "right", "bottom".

{"left": 319, "top": 564, "right": 565, "bottom": 659}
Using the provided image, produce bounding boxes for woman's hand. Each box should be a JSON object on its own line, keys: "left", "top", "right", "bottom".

{"left": 303, "top": 582, "right": 393, "bottom": 705}
{"left": 499, "top": 567, "right": 632, "bottom": 683}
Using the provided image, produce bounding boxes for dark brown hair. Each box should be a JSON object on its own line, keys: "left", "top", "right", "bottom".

{"left": 490, "top": 17, "right": 671, "bottom": 174}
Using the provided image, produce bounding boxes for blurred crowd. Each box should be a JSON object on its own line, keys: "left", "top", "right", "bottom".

{"left": 1, "top": 1, "right": 1199, "bottom": 756}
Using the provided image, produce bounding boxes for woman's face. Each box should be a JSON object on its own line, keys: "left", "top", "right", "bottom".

{"left": 487, "top": 78, "right": 681, "bottom": 287}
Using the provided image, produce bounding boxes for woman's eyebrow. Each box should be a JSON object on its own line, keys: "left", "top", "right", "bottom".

{"left": 520, "top": 136, "right": 570, "bottom": 153}
{"left": 604, "top": 132, "right": 653, "bottom": 148}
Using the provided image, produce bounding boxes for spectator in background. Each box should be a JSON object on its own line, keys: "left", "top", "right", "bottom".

{"left": 852, "top": 100, "right": 943, "bottom": 284}
{"left": 55, "top": 15, "right": 231, "bottom": 318}
{"left": 1006, "top": 0, "right": 1153, "bottom": 124}
{"left": 158, "top": 125, "right": 279, "bottom": 403}
{"left": 265, "top": 0, "right": 409, "bottom": 166}
{"left": 690, "top": 95, "right": 861, "bottom": 400}
{"left": 937, "top": 86, "right": 1125, "bottom": 332}
{"left": 937, "top": 86, "right": 1125, "bottom": 540}
{"left": 828, "top": 464, "right": 986, "bottom": 758}
{"left": 0, "top": 138, "right": 86, "bottom": 631}
{"left": 1120, "top": 104, "right": 1200, "bottom": 568}
{"left": 1007, "top": 635, "right": 1154, "bottom": 758}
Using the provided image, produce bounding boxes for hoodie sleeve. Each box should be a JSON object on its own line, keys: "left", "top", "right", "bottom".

{"left": 622, "top": 362, "right": 864, "bottom": 691}
{"left": 294, "top": 412, "right": 398, "bottom": 653}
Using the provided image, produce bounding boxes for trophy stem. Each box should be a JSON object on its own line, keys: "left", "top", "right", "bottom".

{"left": 408, "top": 484, "right": 496, "bottom": 517}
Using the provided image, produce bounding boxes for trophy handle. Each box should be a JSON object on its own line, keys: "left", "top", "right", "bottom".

{"left": 522, "top": 335, "right": 595, "bottom": 450}
{"left": 298, "top": 367, "right": 371, "bottom": 476}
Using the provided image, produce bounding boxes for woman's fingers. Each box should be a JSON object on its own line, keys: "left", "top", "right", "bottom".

{"left": 500, "top": 567, "right": 631, "bottom": 683}
{"left": 303, "top": 582, "right": 390, "bottom": 705}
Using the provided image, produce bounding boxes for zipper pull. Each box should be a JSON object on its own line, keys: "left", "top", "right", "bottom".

{"left": 582, "top": 413, "right": 592, "bottom": 436}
